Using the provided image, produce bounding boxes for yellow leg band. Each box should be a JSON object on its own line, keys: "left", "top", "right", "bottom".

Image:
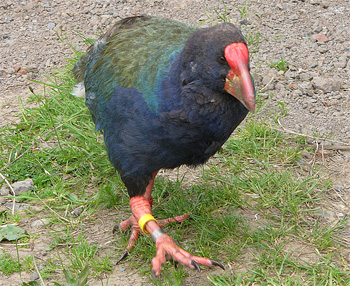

{"left": 138, "top": 214, "right": 158, "bottom": 234}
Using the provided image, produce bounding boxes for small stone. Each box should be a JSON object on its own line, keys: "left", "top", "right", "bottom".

{"left": 334, "top": 185, "right": 344, "bottom": 191}
{"left": 316, "top": 32, "right": 330, "bottom": 43}
{"left": 331, "top": 79, "right": 342, "bottom": 91}
{"left": 314, "top": 26, "right": 323, "bottom": 33}
{"left": 334, "top": 57, "right": 348, "bottom": 68}
{"left": 11, "top": 179, "right": 34, "bottom": 196}
{"left": 275, "top": 82, "right": 284, "bottom": 90}
{"left": 301, "top": 150, "right": 312, "bottom": 157}
{"left": 289, "top": 14, "right": 298, "bottom": 21}
{"left": 71, "top": 206, "right": 84, "bottom": 217}
{"left": 285, "top": 70, "right": 298, "bottom": 79}
{"left": 292, "top": 89, "right": 302, "bottom": 97}
{"left": 319, "top": 46, "right": 329, "bottom": 54}
{"left": 47, "top": 22, "right": 55, "bottom": 29}
{"left": 30, "top": 205, "right": 43, "bottom": 212}
{"left": 30, "top": 272, "right": 40, "bottom": 281}
{"left": 239, "top": 19, "right": 250, "bottom": 25}
{"left": 300, "top": 72, "right": 313, "bottom": 81}
{"left": 17, "top": 68, "right": 28, "bottom": 75}
{"left": 299, "top": 81, "right": 313, "bottom": 94}
{"left": 31, "top": 218, "right": 50, "bottom": 228}
{"left": 0, "top": 185, "right": 9, "bottom": 196}
{"left": 312, "top": 76, "right": 331, "bottom": 93}
{"left": 261, "top": 75, "right": 275, "bottom": 90}
{"left": 0, "top": 68, "right": 8, "bottom": 77}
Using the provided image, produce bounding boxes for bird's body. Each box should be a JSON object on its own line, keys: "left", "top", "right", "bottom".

{"left": 73, "top": 16, "right": 255, "bottom": 276}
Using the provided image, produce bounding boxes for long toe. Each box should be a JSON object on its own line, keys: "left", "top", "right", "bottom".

{"left": 157, "top": 213, "right": 191, "bottom": 227}
{"left": 113, "top": 215, "right": 142, "bottom": 263}
{"left": 151, "top": 233, "right": 224, "bottom": 277}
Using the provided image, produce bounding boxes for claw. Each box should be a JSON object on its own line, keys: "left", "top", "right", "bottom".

{"left": 116, "top": 250, "right": 129, "bottom": 265}
{"left": 191, "top": 260, "right": 201, "bottom": 273}
{"left": 151, "top": 270, "right": 158, "bottom": 280}
{"left": 210, "top": 259, "right": 225, "bottom": 270}
{"left": 112, "top": 224, "right": 121, "bottom": 234}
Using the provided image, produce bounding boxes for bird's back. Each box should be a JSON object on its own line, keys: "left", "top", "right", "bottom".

{"left": 73, "top": 16, "right": 197, "bottom": 129}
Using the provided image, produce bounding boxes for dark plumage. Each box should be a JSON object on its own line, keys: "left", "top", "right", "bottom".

{"left": 73, "top": 16, "right": 255, "bottom": 276}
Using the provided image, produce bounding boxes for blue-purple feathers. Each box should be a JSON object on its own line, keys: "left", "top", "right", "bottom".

{"left": 73, "top": 16, "right": 250, "bottom": 197}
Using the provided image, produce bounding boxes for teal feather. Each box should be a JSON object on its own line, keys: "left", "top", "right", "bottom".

{"left": 83, "top": 16, "right": 197, "bottom": 113}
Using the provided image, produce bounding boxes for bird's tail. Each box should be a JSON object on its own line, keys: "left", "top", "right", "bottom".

{"left": 72, "top": 82, "right": 86, "bottom": 98}
{"left": 72, "top": 51, "right": 90, "bottom": 98}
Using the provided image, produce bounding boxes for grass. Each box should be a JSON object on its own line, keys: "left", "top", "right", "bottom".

{"left": 0, "top": 11, "right": 349, "bottom": 286}
{"left": 269, "top": 57, "right": 289, "bottom": 73}
{"left": 0, "top": 252, "right": 22, "bottom": 275}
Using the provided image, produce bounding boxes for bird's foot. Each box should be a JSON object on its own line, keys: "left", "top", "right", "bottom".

{"left": 152, "top": 233, "right": 224, "bottom": 277}
{"left": 113, "top": 213, "right": 191, "bottom": 264}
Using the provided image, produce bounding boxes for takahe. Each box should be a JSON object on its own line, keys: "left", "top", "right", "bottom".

{"left": 73, "top": 16, "right": 255, "bottom": 276}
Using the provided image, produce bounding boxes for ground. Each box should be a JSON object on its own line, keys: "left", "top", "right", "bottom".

{"left": 0, "top": 0, "right": 349, "bottom": 285}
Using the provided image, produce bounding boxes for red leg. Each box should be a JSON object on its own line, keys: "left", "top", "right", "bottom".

{"left": 129, "top": 196, "right": 224, "bottom": 277}
{"left": 114, "top": 172, "right": 224, "bottom": 276}
{"left": 114, "top": 172, "right": 158, "bottom": 262}
{"left": 144, "top": 171, "right": 157, "bottom": 202}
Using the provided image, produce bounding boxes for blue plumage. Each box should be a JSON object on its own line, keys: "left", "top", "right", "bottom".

{"left": 73, "top": 16, "right": 254, "bottom": 197}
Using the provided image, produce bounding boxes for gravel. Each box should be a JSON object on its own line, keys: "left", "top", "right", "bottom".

{"left": 2, "top": 0, "right": 348, "bottom": 142}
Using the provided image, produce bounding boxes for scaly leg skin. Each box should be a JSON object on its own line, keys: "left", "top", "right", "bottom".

{"left": 129, "top": 196, "right": 224, "bottom": 277}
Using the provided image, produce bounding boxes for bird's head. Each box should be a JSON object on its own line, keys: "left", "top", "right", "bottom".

{"left": 181, "top": 23, "right": 256, "bottom": 113}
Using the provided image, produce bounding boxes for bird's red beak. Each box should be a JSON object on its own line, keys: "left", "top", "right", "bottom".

{"left": 224, "top": 43, "right": 256, "bottom": 113}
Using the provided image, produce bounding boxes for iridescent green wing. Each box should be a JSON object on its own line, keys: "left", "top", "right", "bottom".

{"left": 84, "top": 16, "right": 197, "bottom": 113}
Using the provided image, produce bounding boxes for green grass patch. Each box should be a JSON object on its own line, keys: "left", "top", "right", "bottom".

{"left": 269, "top": 57, "right": 289, "bottom": 72}
{"left": 0, "top": 252, "right": 22, "bottom": 276}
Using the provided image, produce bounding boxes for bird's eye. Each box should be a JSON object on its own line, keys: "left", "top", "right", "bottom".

{"left": 218, "top": 55, "right": 226, "bottom": 63}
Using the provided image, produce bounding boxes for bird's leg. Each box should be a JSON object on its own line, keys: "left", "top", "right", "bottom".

{"left": 114, "top": 172, "right": 157, "bottom": 263}
{"left": 129, "top": 195, "right": 224, "bottom": 277}
{"left": 114, "top": 171, "right": 191, "bottom": 263}
{"left": 114, "top": 171, "right": 189, "bottom": 235}
{"left": 115, "top": 172, "right": 157, "bottom": 233}
{"left": 115, "top": 171, "right": 216, "bottom": 274}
